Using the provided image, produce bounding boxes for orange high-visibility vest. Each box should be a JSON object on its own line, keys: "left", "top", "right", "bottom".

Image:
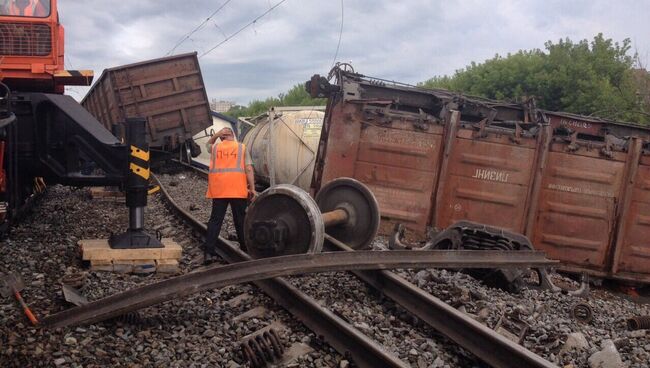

{"left": 206, "top": 140, "right": 248, "bottom": 199}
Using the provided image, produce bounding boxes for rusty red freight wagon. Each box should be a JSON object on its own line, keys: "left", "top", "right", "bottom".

{"left": 307, "top": 67, "right": 650, "bottom": 284}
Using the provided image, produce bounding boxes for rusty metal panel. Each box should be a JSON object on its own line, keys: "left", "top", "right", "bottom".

{"left": 81, "top": 72, "right": 117, "bottom": 132}
{"left": 320, "top": 103, "right": 361, "bottom": 180}
{"left": 547, "top": 113, "right": 650, "bottom": 141}
{"left": 531, "top": 144, "right": 627, "bottom": 270}
{"left": 547, "top": 114, "right": 605, "bottom": 137}
{"left": 320, "top": 103, "right": 444, "bottom": 234}
{"left": 435, "top": 129, "right": 537, "bottom": 232}
{"left": 613, "top": 153, "right": 650, "bottom": 277}
{"left": 82, "top": 52, "right": 211, "bottom": 149}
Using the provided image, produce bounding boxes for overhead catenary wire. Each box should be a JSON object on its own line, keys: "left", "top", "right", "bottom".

{"left": 212, "top": 20, "right": 227, "bottom": 39}
{"left": 304, "top": 0, "right": 345, "bottom": 122}
{"left": 199, "top": 0, "right": 288, "bottom": 58}
{"left": 330, "top": 0, "right": 344, "bottom": 69}
{"left": 166, "top": 0, "right": 233, "bottom": 56}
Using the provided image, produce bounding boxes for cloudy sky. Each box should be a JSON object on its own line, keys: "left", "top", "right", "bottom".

{"left": 58, "top": 0, "right": 650, "bottom": 105}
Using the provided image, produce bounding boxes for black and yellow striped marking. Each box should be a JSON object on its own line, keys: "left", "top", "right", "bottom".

{"left": 130, "top": 146, "right": 150, "bottom": 162}
{"left": 54, "top": 70, "right": 94, "bottom": 86}
{"left": 130, "top": 163, "right": 150, "bottom": 180}
{"left": 33, "top": 177, "right": 46, "bottom": 194}
{"left": 148, "top": 185, "right": 160, "bottom": 195}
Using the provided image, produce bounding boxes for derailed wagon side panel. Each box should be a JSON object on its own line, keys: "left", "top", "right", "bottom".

{"left": 435, "top": 128, "right": 538, "bottom": 233}
{"left": 613, "top": 152, "right": 650, "bottom": 279}
{"left": 319, "top": 102, "right": 444, "bottom": 234}
{"left": 310, "top": 69, "right": 650, "bottom": 282}
{"left": 529, "top": 141, "right": 627, "bottom": 271}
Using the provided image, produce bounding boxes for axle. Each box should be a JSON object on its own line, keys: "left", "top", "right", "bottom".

{"left": 322, "top": 208, "right": 349, "bottom": 227}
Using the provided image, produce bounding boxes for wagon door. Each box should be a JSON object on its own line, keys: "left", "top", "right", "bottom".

{"left": 434, "top": 119, "right": 538, "bottom": 232}
{"left": 529, "top": 133, "right": 627, "bottom": 272}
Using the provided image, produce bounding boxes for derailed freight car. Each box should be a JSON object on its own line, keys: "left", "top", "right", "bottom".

{"left": 81, "top": 52, "right": 212, "bottom": 154}
{"left": 307, "top": 66, "right": 650, "bottom": 284}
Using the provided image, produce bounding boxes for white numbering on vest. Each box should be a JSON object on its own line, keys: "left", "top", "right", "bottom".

{"left": 471, "top": 168, "right": 510, "bottom": 183}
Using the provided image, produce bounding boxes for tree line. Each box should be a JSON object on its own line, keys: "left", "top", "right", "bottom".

{"left": 420, "top": 34, "right": 649, "bottom": 124}
{"left": 225, "top": 84, "right": 326, "bottom": 119}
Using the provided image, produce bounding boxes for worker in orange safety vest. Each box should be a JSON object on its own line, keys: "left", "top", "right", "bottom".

{"left": 203, "top": 127, "right": 256, "bottom": 261}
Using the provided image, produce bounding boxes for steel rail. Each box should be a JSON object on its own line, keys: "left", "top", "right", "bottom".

{"left": 150, "top": 172, "right": 408, "bottom": 368}
{"left": 41, "top": 249, "right": 555, "bottom": 328}
{"left": 325, "top": 234, "right": 559, "bottom": 368}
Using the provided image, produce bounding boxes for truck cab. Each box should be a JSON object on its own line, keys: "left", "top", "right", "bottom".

{"left": 0, "top": 0, "right": 66, "bottom": 93}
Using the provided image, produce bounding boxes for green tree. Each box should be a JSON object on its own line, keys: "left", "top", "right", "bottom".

{"left": 420, "top": 34, "right": 649, "bottom": 124}
{"left": 225, "top": 84, "right": 326, "bottom": 119}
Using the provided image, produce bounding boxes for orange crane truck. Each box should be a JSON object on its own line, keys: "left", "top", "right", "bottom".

{"left": 0, "top": 0, "right": 161, "bottom": 248}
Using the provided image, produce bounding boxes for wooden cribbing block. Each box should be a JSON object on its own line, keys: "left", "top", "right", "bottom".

{"left": 81, "top": 238, "right": 181, "bottom": 274}
{"left": 80, "top": 238, "right": 182, "bottom": 262}
{"left": 112, "top": 262, "right": 135, "bottom": 274}
{"left": 90, "top": 260, "right": 159, "bottom": 274}
{"left": 89, "top": 260, "right": 114, "bottom": 272}
{"left": 89, "top": 187, "right": 125, "bottom": 199}
{"left": 155, "top": 259, "right": 180, "bottom": 274}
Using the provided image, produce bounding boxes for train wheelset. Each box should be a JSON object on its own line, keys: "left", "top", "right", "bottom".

{"left": 244, "top": 178, "right": 380, "bottom": 259}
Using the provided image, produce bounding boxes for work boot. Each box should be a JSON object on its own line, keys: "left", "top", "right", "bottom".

{"left": 200, "top": 243, "right": 219, "bottom": 265}
{"left": 203, "top": 252, "right": 219, "bottom": 265}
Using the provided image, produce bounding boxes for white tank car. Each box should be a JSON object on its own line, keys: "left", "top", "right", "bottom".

{"left": 242, "top": 107, "right": 325, "bottom": 191}
{"left": 191, "top": 111, "right": 239, "bottom": 169}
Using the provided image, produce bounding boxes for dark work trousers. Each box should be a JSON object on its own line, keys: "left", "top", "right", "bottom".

{"left": 204, "top": 198, "right": 248, "bottom": 254}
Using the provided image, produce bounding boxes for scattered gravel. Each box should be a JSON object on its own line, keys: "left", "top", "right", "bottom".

{"left": 0, "top": 185, "right": 333, "bottom": 367}
{"left": 396, "top": 262, "right": 650, "bottom": 367}
{"left": 289, "top": 272, "right": 479, "bottom": 367}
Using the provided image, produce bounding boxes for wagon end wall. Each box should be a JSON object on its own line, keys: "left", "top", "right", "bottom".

{"left": 81, "top": 52, "right": 212, "bottom": 151}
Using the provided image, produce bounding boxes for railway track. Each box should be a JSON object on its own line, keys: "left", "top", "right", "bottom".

{"left": 155, "top": 161, "right": 558, "bottom": 368}
{"left": 2, "top": 166, "right": 647, "bottom": 367}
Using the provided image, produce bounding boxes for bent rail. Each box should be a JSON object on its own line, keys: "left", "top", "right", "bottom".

{"left": 41, "top": 249, "right": 555, "bottom": 328}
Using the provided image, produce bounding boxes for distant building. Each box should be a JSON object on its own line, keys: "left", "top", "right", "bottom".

{"left": 210, "top": 99, "right": 236, "bottom": 113}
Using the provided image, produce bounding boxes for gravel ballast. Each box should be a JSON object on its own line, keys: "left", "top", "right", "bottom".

{"left": 0, "top": 185, "right": 334, "bottom": 367}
